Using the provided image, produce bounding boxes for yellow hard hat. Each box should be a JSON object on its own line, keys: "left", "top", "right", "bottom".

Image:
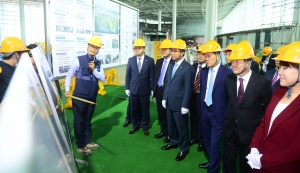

{"left": 223, "top": 44, "right": 237, "bottom": 53}
{"left": 160, "top": 39, "right": 172, "bottom": 49}
{"left": 274, "top": 42, "right": 300, "bottom": 64}
{"left": 41, "top": 42, "right": 53, "bottom": 54}
{"left": 169, "top": 39, "right": 186, "bottom": 50}
{"left": 262, "top": 46, "right": 272, "bottom": 56}
{"left": 228, "top": 40, "right": 254, "bottom": 61}
{"left": 88, "top": 36, "right": 102, "bottom": 48}
{"left": 133, "top": 38, "right": 146, "bottom": 47}
{"left": 198, "top": 44, "right": 205, "bottom": 53}
{"left": 0, "top": 37, "right": 28, "bottom": 53}
{"left": 274, "top": 45, "right": 287, "bottom": 56}
{"left": 202, "top": 40, "right": 222, "bottom": 53}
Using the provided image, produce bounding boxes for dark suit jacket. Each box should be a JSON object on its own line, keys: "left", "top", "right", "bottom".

{"left": 264, "top": 69, "right": 280, "bottom": 93}
{"left": 163, "top": 59, "right": 194, "bottom": 111}
{"left": 250, "top": 87, "right": 300, "bottom": 173}
{"left": 224, "top": 72, "right": 272, "bottom": 145}
{"left": 199, "top": 65, "right": 232, "bottom": 125}
{"left": 125, "top": 55, "right": 155, "bottom": 95}
{"left": 251, "top": 61, "right": 259, "bottom": 74}
{"left": 152, "top": 57, "right": 173, "bottom": 97}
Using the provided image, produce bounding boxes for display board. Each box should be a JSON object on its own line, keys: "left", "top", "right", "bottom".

{"left": 0, "top": 53, "right": 77, "bottom": 172}
{"left": 120, "top": 5, "right": 138, "bottom": 64}
{"left": 51, "top": 0, "right": 93, "bottom": 77}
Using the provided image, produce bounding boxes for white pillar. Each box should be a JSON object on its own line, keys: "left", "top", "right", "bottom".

{"left": 158, "top": 10, "right": 162, "bottom": 31}
{"left": 172, "top": 0, "right": 177, "bottom": 41}
{"left": 43, "top": 0, "right": 51, "bottom": 68}
{"left": 292, "top": 0, "right": 300, "bottom": 42}
{"left": 19, "top": 0, "right": 26, "bottom": 43}
{"left": 205, "top": 0, "right": 218, "bottom": 42}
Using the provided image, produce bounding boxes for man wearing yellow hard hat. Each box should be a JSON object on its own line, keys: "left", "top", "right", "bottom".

{"left": 64, "top": 36, "right": 105, "bottom": 156}
{"left": 125, "top": 38, "right": 155, "bottom": 136}
{"left": 223, "top": 40, "right": 272, "bottom": 173}
{"left": 189, "top": 44, "right": 206, "bottom": 152}
{"left": 198, "top": 40, "right": 232, "bottom": 171}
{"left": 0, "top": 36, "right": 28, "bottom": 103}
{"left": 152, "top": 39, "right": 173, "bottom": 143}
{"left": 260, "top": 46, "right": 276, "bottom": 75}
{"left": 161, "top": 39, "right": 194, "bottom": 162}
{"left": 223, "top": 43, "right": 237, "bottom": 70}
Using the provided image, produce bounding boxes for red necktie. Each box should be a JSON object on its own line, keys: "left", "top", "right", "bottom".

{"left": 237, "top": 78, "right": 244, "bottom": 105}
{"left": 193, "top": 65, "right": 201, "bottom": 93}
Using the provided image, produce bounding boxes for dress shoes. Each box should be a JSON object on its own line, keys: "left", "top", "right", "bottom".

{"left": 143, "top": 129, "right": 150, "bottom": 136}
{"left": 154, "top": 132, "right": 166, "bottom": 138}
{"left": 161, "top": 144, "right": 178, "bottom": 150}
{"left": 123, "top": 121, "right": 131, "bottom": 127}
{"left": 197, "top": 144, "right": 205, "bottom": 152}
{"left": 175, "top": 150, "right": 189, "bottom": 161}
{"left": 199, "top": 162, "right": 209, "bottom": 169}
{"left": 128, "top": 127, "right": 140, "bottom": 134}
{"left": 189, "top": 139, "right": 198, "bottom": 146}
{"left": 164, "top": 136, "right": 170, "bottom": 143}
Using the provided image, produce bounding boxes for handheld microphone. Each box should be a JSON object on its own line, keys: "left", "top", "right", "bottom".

{"left": 89, "top": 57, "right": 94, "bottom": 74}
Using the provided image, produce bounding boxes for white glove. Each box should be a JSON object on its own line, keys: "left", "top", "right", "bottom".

{"left": 181, "top": 107, "right": 188, "bottom": 114}
{"left": 151, "top": 90, "right": 153, "bottom": 97}
{"left": 250, "top": 148, "right": 259, "bottom": 156}
{"left": 162, "top": 100, "right": 166, "bottom": 109}
{"left": 125, "top": 90, "right": 130, "bottom": 97}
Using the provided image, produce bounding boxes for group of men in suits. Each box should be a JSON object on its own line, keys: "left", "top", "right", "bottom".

{"left": 124, "top": 38, "right": 277, "bottom": 172}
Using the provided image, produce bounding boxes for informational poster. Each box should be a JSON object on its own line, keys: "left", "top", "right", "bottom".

{"left": 120, "top": 6, "right": 138, "bottom": 64}
{"left": 94, "top": 0, "right": 119, "bottom": 68}
{"left": 153, "top": 41, "right": 162, "bottom": 63}
{"left": 51, "top": 0, "right": 92, "bottom": 77}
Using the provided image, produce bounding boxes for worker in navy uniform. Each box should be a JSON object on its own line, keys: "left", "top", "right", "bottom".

{"left": 0, "top": 37, "right": 29, "bottom": 104}
{"left": 64, "top": 36, "right": 105, "bottom": 156}
{"left": 152, "top": 39, "right": 173, "bottom": 143}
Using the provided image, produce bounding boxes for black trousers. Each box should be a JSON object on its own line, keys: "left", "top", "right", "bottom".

{"left": 130, "top": 93, "right": 150, "bottom": 130}
{"left": 155, "top": 85, "right": 168, "bottom": 134}
{"left": 189, "top": 92, "right": 203, "bottom": 145}
{"left": 223, "top": 126, "right": 252, "bottom": 173}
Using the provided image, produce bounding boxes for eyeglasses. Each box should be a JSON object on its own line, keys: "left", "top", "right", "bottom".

{"left": 170, "top": 49, "right": 182, "bottom": 53}
{"left": 133, "top": 47, "right": 143, "bottom": 50}
{"left": 161, "top": 48, "right": 169, "bottom": 52}
{"left": 89, "top": 44, "right": 100, "bottom": 50}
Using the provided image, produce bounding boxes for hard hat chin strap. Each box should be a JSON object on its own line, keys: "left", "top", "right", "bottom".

{"left": 286, "top": 66, "right": 300, "bottom": 98}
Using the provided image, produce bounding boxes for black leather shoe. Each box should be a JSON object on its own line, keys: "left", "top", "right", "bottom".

{"left": 175, "top": 150, "right": 189, "bottom": 161}
{"left": 189, "top": 139, "right": 198, "bottom": 146}
{"left": 197, "top": 144, "right": 205, "bottom": 152}
{"left": 128, "top": 127, "right": 140, "bottom": 134}
{"left": 161, "top": 144, "right": 178, "bottom": 150}
{"left": 199, "top": 162, "right": 209, "bottom": 169}
{"left": 154, "top": 132, "right": 166, "bottom": 138}
{"left": 143, "top": 129, "right": 149, "bottom": 136}
{"left": 123, "top": 121, "right": 131, "bottom": 127}
{"left": 164, "top": 136, "right": 170, "bottom": 143}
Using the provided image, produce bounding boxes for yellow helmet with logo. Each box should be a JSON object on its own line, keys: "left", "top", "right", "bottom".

{"left": 160, "top": 39, "right": 172, "bottom": 49}
{"left": 88, "top": 36, "right": 102, "bottom": 48}
{"left": 274, "top": 42, "right": 300, "bottom": 64}
{"left": 202, "top": 40, "right": 222, "bottom": 53}
{"left": 41, "top": 42, "right": 53, "bottom": 54}
{"left": 0, "top": 37, "right": 28, "bottom": 53}
{"left": 228, "top": 40, "right": 254, "bottom": 61}
{"left": 198, "top": 44, "right": 205, "bottom": 53}
{"left": 169, "top": 39, "right": 186, "bottom": 50}
{"left": 133, "top": 38, "right": 146, "bottom": 47}
{"left": 262, "top": 46, "right": 272, "bottom": 56}
{"left": 223, "top": 44, "right": 237, "bottom": 53}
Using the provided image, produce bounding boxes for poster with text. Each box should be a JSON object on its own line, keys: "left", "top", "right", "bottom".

{"left": 51, "top": 0, "right": 92, "bottom": 77}
{"left": 120, "top": 6, "right": 138, "bottom": 64}
{"left": 95, "top": 0, "right": 120, "bottom": 68}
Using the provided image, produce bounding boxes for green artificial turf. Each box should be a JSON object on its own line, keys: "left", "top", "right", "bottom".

{"left": 63, "top": 85, "right": 215, "bottom": 173}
